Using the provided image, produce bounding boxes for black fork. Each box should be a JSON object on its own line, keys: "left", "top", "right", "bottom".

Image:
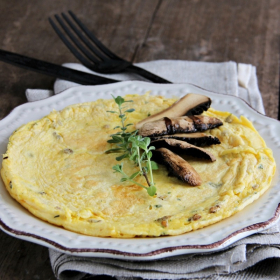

{"left": 49, "top": 11, "right": 172, "bottom": 84}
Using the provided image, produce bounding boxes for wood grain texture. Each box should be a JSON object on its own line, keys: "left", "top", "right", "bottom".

{"left": 0, "top": 0, "right": 279, "bottom": 279}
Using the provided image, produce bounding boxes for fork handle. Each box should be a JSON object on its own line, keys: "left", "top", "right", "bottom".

{"left": 126, "top": 65, "right": 172, "bottom": 84}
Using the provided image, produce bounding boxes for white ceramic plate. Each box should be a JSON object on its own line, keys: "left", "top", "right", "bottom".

{"left": 0, "top": 81, "right": 279, "bottom": 260}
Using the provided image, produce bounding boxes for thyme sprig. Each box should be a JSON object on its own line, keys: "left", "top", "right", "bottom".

{"left": 106, "top": 95, "right": 158, "bottom": 196}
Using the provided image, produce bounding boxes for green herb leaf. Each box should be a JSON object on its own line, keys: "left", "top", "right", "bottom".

{"left": 138, "top": 142, "right": 147, "bottom": 150}
{"left": 105, "top": 148, "right": 123, "bottom": 153}
{"left": 144, "top": 137, "right": 150, "bottom": 146}
{"left": 147, "top": 185, "right": 157, "bottom": 196}
{"left": 120, "top": 177, "right": 128, "bottom": 182}
{"left": 112, "top": 164, "right": 123, "bottom": 172}
{"left": 112, "top": 135, "right": 123, "bottom": 141}
{"left": 150, "top": 161, "right": 158, "bottom": 170}
{"left": 114, "top": 96, "right": 125, "bottom": 106}
{"left": 116, "top": 153, "right": 129, "bottom": 161}
{"left": 146, "top": 161, "right": 158, "bottom": 171}
{"left": 106, "top": 96, "right": 157, "bottom": 197}
{"left": 125, "top": 109, "right": 135, "bottom": 113}
{"left": 129, "top": 171, "right": 140, "bottom": 180}
{"left": 107, "top": 139, "right": 121, "bottom": 144}
{"left": 147, "top": 151, "right": 153, "bottom": 159}
{"left": 129, "top": 150, "right": 138, "bottom": 161}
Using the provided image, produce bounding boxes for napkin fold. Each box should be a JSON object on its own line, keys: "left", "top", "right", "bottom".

{"left": 26, "top": 60, "right": 278, "bottom": 280}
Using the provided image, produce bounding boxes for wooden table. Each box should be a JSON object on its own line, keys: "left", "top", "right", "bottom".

{"left": 0, "top": 1, "right": 279, "bottom": 279}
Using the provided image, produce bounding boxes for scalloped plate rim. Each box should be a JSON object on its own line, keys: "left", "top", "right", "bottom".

{"left": 0, "top": 81, "right": 279, "bottom": 260}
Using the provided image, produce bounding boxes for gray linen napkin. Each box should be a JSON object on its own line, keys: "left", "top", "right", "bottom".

{"left": 26, "top": 60, "right": 278, "bottom": 280}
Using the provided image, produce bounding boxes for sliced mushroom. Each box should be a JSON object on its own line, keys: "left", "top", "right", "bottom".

{"left": 136, "top": 93, "right": 211, "bottom": 129}
{"left": 190, "top": 115, "right": 223, "bottom": 131}
{"left": 150, "top": 133, "right": 220, "bottom": 147}
{"left": 153, "top": 148, "right": 202, "bottom": 186}
{"left": 152, "top": 139, "right": 216, "bottom": 161}
{"left": 139, "top": 116, "right": 223, "bottom": 137}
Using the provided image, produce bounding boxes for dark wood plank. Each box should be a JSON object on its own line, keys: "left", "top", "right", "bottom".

{"left": 0, "top": 1, "right": 279, "bottom": 279}
{"left": 0, "top": 0, "right": 160, "bottom": 119}
{"left": 136, "top": 0, "right": 280, "bottom": 118}
{"left": 0, "top": 231, "right": 55, "bottom": 279}
{"left": 0, "top": 1, "right": 159, "bottom": 279}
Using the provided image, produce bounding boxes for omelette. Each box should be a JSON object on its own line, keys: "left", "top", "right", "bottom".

{"left": 1, "top": 93, "right": 276, "bottom": 237}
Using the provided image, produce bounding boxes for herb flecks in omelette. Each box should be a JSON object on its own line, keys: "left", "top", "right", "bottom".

{"left": 0, "top": 93, "right": 276, "bottom": 238}
{"left": 106, "top": 95, "right": 158, "bottom": 197}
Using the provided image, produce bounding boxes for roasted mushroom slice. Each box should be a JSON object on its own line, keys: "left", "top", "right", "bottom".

{"left": 136, "top": 93, "right": 211, "bottom": 129}
{"left": 139, "top": 116, "right": 223, "bottom": 137}
{"left": 150, "top": 133, "right": 220, "bottom": 147}
{"left": 189, "top": 115, "right": 223, "bottom": 131}
{"left": 153, "top": 148, "right": 202, "bottom": 186}
{"left": 152, "top": 139, "right": 216, "bottom": 161}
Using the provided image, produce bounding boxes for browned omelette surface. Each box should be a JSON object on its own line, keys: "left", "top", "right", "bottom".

{"left": 1, "top": 94, "right": 276, "bottom": 237}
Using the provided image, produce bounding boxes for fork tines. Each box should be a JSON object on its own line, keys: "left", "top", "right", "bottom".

{"left": 49, "top": 11, "right": 129, "bottom": 73}
{"left": 49, "top": 11, "right": 172, "bottom": 83}
{"left": 49, "top": 13, "right": 98, "bottom": 68}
